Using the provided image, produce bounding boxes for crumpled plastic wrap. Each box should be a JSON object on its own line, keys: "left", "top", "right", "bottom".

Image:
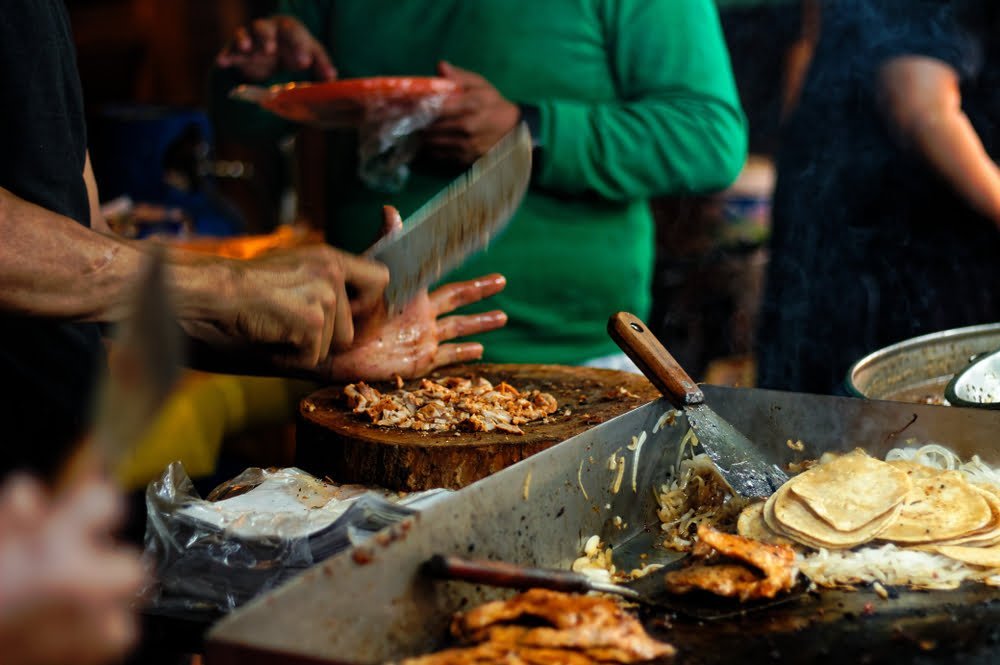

{"left": 354, "top": 94, "right": 447, "bottom": 192}
{"left": 230, "top": 78, "right": 455, "bottom": 192}
{"left": 143, "top": 461, "right": 450, "bottom": 614}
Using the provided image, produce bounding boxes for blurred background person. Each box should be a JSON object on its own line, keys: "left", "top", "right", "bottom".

{"left": 757, "top": 0, "right": 1000, "bottom": 395}
{"left": 213, "top": 0, "right": 748, "bottom": 370}
{"left": 646, "top": 0, "right": 819, "bottom": 383}
{"left": 715, "top": 0, "right": 820, "bottom": 155}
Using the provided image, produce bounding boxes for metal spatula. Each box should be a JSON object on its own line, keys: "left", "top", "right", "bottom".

{"left": 607, "top": 312, "right": 787, "bottom": 497}
{"left": 423, "top": 553, "right": 696, "bottom": 609}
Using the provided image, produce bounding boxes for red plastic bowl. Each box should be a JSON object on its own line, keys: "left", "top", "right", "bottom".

{"left": 254, "top": 77, "right": 457, "bottom": 127}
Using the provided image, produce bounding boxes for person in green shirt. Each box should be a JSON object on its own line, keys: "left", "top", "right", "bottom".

{"left": 215, "top": 1, "right": 747, "bottom": 367}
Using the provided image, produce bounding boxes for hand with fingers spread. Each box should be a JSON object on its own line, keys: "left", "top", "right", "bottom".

{"left": 0, "top": 474, "right": 146, "bottom": 665}
{"left": 178, "top": 244, "right": 389, "bottom": 373}
{"left": 319, "top": 206, "right": 508, "bottom": 381}
{"left": 216, "top": 15, "right": 337, "bottom": 82}
{"left": 423, "top": 61, "right": 522, "bottom": 167}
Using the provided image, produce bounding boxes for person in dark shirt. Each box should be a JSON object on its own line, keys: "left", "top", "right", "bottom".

{"left": 757, "top": 0, "right": 1000, "bottom": 394}
{"left": 0, "top": 3, "right": 506, "bottom": 663}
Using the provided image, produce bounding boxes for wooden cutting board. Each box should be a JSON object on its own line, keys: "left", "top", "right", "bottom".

{"left": 295, "top": 364, "right": 659, "bottom": 491}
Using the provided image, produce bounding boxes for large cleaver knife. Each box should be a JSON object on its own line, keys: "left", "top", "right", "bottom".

{"left": 366, "top": 122, "right": 532, "bottom": 315}
{"left": 57, "top": 248, "right": 182, "bottom": 489}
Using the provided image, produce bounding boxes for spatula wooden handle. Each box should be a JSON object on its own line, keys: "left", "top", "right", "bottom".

{"left": 607, "top": 312, "right": 704, "bottom": 406}
{"left": 424, "top": 554, "right": 594, "bottom": 594}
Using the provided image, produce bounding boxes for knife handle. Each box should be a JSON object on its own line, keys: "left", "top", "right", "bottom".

{"left": 424, "top": 554, "right": 594, "bottom": 594}
{"left": 607, "top": 312, "right": 704, "bottom": 406}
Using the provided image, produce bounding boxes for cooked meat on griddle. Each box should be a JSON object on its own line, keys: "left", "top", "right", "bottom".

{"left": 698, "top": 525, "right": 798, "bottom": 591}
{"left": 664, "top": 525, "right": 798, "bottom": 601}
{"left": 398, "top": 642, "right": 601, "bottom": 665}
{"left": 445, "top": 589, "right": 674, "bottom": 663}
{"left": 662, "top": 563, "right": 764, "bottom": 599}
{"left": 397, "top": 589, "right": 673, "bottom": 664}
{"left": 345, "top": 377, "right": 558, "bottom": 435}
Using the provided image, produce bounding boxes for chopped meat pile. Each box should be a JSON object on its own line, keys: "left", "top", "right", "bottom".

{"left": 664, "top": 524, "right": 798, "bottom": 601}
{"left": 398, "top": 589, "right": 674, "bottom": 665}
{"left": 345, "top": 376, "right": 559, "bottom": 435}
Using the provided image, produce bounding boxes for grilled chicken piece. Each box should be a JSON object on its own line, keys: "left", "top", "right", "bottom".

{"left": 452, "top": 589, "right": 674, "bottom": 662}
{"left": 662, "top": 563, "right": 763, "bottom": 599}
{"left": 664, "top": 524, "right": 798, "bottom": 601}
{"left": 343, "top": 381, "right": 382, "bottom": 410}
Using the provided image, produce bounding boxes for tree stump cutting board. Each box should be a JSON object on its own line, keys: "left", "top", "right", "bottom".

{"left": 295, "top": 364, "right": 659, "bottom": 491}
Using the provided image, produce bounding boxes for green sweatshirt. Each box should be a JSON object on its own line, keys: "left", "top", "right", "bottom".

{"left": 213, "top": 0, "right": 747, "bottom": 365}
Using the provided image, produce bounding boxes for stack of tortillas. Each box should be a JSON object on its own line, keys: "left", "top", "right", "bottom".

{"left": 738, "top": 449, "right": 1000, "bottom": 565}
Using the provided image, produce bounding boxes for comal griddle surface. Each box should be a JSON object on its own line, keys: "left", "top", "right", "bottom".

{"left": 641, "top": 584, "right": 1000, "bottom": 665}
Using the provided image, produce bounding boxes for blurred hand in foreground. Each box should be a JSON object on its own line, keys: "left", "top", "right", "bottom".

{"left": 216, "top": 15, "right": 336, "bottom": 82}
{"left": 320, "top": 206, "right": 508, "bottom": 381}
{"left": 423, "top": 61, "right": 522, "bottom": 166}
{"left": 0, "top": 474, "right": 145, "bottom": 665}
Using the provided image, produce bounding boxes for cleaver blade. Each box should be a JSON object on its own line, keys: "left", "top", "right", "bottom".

{"left": 367, "top": 122, "right": 532, "bottom": 316}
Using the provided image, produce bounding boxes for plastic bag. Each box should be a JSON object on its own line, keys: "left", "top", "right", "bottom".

{"left": 143, "top": 461, "right": 450, "bottom": 614}
{"left": 230, "top": 77, "right": 456, "bottom": 192}
{"left": 355, "top": 94, "right": 447, "bottom": 192}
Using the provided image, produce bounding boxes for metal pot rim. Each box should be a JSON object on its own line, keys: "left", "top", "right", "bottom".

{"left": 846, "top": 322, "right": 1000, "bottom": 400}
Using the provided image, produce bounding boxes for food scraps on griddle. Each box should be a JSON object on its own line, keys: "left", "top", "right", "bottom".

{"left": 663, "top": 525, "right": 798, "bottom": 601}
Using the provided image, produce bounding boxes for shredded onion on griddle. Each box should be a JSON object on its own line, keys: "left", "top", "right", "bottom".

{"left": 885, "top": 443, "right": 1000, "bottom": 489}
{"left": 798, "top": 543, "right": 997, "bottom": 590}
{"left": 655, "top": 429, "right": 749, "bottom": 550}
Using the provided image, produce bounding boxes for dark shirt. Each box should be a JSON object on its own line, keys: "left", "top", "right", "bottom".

{"left": 0, "top": 1, "right": 105, "bottom": 476}
{"left": 757, "top": 0, "right": 1000, "bottom": 394}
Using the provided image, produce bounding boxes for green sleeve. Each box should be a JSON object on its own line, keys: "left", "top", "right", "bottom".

{"left": 534, "top": 0, "right": 748, "bottom": 201}
{"left": 276, "top": 0, "right": 332, "bottom": 43}
{"left": 208, "top": 1, "right": 334, "bottom": 143}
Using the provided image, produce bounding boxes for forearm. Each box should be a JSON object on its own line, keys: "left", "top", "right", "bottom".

{"left": 879, "top": 56, "right": 1000, "bottom": 227}
{"left": 533, "top": 0, "right": 747, "bottom": 201}
{"left": 0, "top": 187, "right": 138, "bottom": 320}
{"left": 0, "top": 186, "right": 233, "bottom": 324}
{"left": 907, "top": 108, "right": 1000, "bottom": 226}
{"left": 534, "top": 96, "right": 747, "bottom": 201}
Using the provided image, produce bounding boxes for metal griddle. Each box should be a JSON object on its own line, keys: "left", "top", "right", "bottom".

{"left": 205, "top": 386, "right": 1000, "bottom": 665}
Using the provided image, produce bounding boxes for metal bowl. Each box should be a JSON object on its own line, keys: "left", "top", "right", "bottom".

{"left": 945, "top": 348, "right": 1000, "bottom": 409}
{"left": 846, "top": 323, "right": 1000, "bottom": 404}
